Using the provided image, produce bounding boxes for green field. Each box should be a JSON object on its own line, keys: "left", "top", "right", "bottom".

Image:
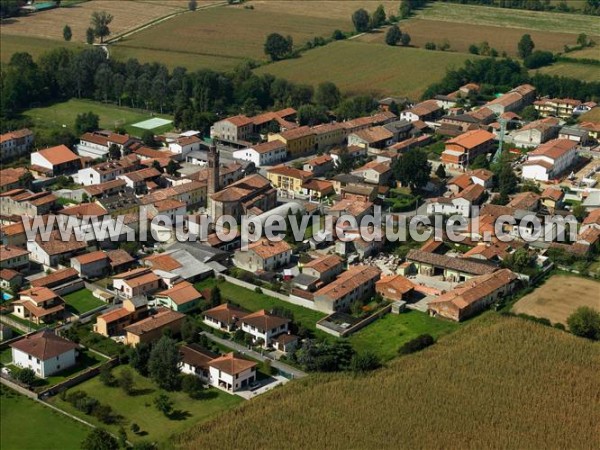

{"left": 416, "top": 2, "right": 600, "bottom": 35}
{"left": 49, "top": 364, "right": 243, "bottom": 445}
{"left": 175, "top": 314, "right": 600, "bottom": 449}
{"left": 195, "top": 278, "right": 326, "bottom": 333}
{"left": 63, "top": 289, "right": 105, "bottom": 315}
{"left": 533, "top": 61, "right": 600, "bottom": 82}
{"left": 255, "top": 40, "right": 478, "bottom": 98}
{"left": 23, "top": 98, "right": 173, "bottom": 139}
{"left": 349, "top": 310, "right": 459, "bottom": 361}
{"left": 0, "top": 35, "right": 83, "bottom": 65}
{"left": 1, "top": 385, "right": 90, "bottom": 450}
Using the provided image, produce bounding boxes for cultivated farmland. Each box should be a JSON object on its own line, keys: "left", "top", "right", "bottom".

{"left": 235, "top": 1, "right": 400, "bottom": 21}
{"left": 416, "top": 2, "right": 600, "bottom": 36}
{"left": 566, "top": 47, "right": 600, "bottom": 60}
{"left": 0, "top": 35, "right": 83, "bottom": 64}
{"left": 255, "top": 40, "right": 479, "bottom": 98}
{"left": 533, "top": 61, "right": 600, "bottom": 82}
{"left": 175, "top": 314, "right": 600, "bottom": 450}
{"left": 512, "top": 275, "right": 600, "bottom": 325}
{"left": 357, "top": 20, "right": 587, "bottom": 57}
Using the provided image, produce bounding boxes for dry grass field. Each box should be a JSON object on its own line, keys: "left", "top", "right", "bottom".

{"left": 0, "top": 1, "right": 188, "bottom": 43}
{"left": 580, "top": 107, "right": 600, "bottom": 123}
{"left": 174, "top": 314, "right": 600, "bottom": 450}
{"left": 237, "top": 0, "right": 399, "bottom": 20}
{"left": 357, "top": 20, "right": 587, "bottom": 57}
{"left": 416, "top": 2, "right": 600, "bottom": 36}
{"left": 255, "top": 40, "right": 478, "bottom": 98}
{"left": 533, "top": 61, "right": 600, "bottom": 82}
{"left": 565, "top": 47, "right": 600, "bottom": 60}
{"left": 512, "top": 275, "right": 600, "bottom": 325}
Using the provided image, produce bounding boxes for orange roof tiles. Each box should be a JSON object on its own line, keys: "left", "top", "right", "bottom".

{"left": 35, "top": 145, "right": 80, "bottom": 165}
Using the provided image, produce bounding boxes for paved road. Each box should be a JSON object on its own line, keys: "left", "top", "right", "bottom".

{"left": 200, "top": 331, "right": 308, "bottom": 379}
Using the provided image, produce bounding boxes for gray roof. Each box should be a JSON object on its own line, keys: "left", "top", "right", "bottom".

{"left": 293, "top": 273, "right": 318, "bottom": 287}
{"left": 167, "top": 242, "right": 229, "bottom": 263}
{"left": 383, "top": 120, "right": 412, "bottom": 134}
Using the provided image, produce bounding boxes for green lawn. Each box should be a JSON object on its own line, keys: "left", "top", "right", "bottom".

{"left": 23, "top": 98, "right": 173, "bottom": 139}
{"left": 48, "top": 365, "right": 243, "bottom": 445}
{"left": 255, "top": 40, "right": 480, "bottom": 98}
{"left": 0, "top": 346, "right": 13, "bottom": 365}
{"left": 195, "top": 278, "right": 326, "bottom": 334}
{"left": 349, "top": 310, "right": 460, "bottom": 361}
{"left": 5, "top": 314, "right": 43, "bottom": 331}
{"left": 63, "top": 289, "right": 105, "bottom": 315}
{"left": 1, "top": 385, "right": 90, "bottom": 450}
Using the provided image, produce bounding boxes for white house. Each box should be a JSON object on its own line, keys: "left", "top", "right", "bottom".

{"left": 202, "top": 303, "right": 249, "bottom": 332}
{"left": 351, "top": 160, "right": 392, "bottom": 185}
{"left": 168, "top": 134, "right": 202, "bottom": 157}
{"left": 179, "top": 344, "right": 257, "bottom": 392}
{"left": 240, "top": 309, "right": 290, "bottom": 347}
{"left": 30, "top": 145, "right": 82, "bottom": 176}
{"left": 0, "top": 129, "right": 34, "bottom": 161}
{"left": 232, "top": 238, "right": 292, "bottom": 272}
{"left": 522, "top": 139, "right": 578, "bottom": 182}
{"left": 76, "top": 132, "right": 133, "bottom": 159}
{"left": 76, "top": 156, "right": 139, "bottom": 186}
{"left": 232, "top": 140, "right": 287, "bottom": 167}
{"left": 10, "top": 330, "right": 78, "bottom": 378}
{"left": 510, "top": 117, "right": 560, "bottom": 148}
{"left": 427, "top": 183, "right": 485, "bottom": 218}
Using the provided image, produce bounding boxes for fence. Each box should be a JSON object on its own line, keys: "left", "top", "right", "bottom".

{"left": 38, "top": 357, "right": 118, "bottom": 398}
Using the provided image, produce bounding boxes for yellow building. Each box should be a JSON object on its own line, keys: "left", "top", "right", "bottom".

{"left": 269, "top": 126, "right": 316, "bottom": 157}
{"left": 266, "top": 165, "right": 312, "bottom": 195}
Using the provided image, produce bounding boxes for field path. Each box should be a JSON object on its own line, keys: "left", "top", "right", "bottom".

{"left": 106, "top": 1, "right": 228, "bottom": 44}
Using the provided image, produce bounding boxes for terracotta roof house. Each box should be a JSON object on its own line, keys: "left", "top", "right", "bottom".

{"left": 112, "top": 267, "right": 161, "bottom": 299}
{"left": 26, "top": 230, "right": 88, "bottom": 268}
{"left": 30, "top": 267, "right": 80, "bottom": 290}
{"left": 0, "top": 245, "right": 30, "bottom": 271}
{"left": 233, "top": 238, "right": 292, "bottom": 273}
{"left": 10, "top": 330, "right": 79, "bottom": 378}
{"left": 0, "top": 188, "right": 57, "bottom": 216}
{"left": 406, "top": 249, "right": 497, "bottom": 281}
{"left": 511, "top": 117, "right": 560, "bottom": 148}
{"left": 301, "top": 179, "right": 335, "bottom": 200}
{"left": 351, "top": 160, "right": 392, "bottom": 185}
{"left": 125, "top": 308, "right": 185, "bottom": 347}
{"left": 0, "top": 167, "right": 30, "bottom": 193}
{"left": 154, "top": 281, "right": 202, "bottom": 313}
{"left": 210, "top": 115, "right": 254, "bottom": 143}
{"left": 428, "top": 269, "right": 518, "bottom": 321}
{"left": 328, "top": 198, "right": 373, "bottom": 221}
{"left": 71, "top": 250, "right": 110, "bottom": 279}
{"left": 202, "top": 303, "right": 249, "bottom": 332}
{"left": 347, "top": 126, "right": 394, "bottom": 150}
{"left": 376, "top": 274, "right": 415, "bottom": 301}
{"left": 94, "top": 297, "right": 148, "bottom": 337}
{"left": 232, "top": 140, "right": 287, "bottom": 167}
{"left": 0, "top": 268, "right": 22, "bottom": 291}
{"left": 0, "top": 128, "right": 34, "bottom": 161}
{"left": 12, "top": 287, "right": 65, "bottom": 325}
{"left": 210, "top": 173, "right": 277, "bottom": 222}
{"left": 400, "top": 100, "right": 443, "bottom": 122}
{"left": 303, "top": 154, "right": 335, "bottom": 176}
{"left": 206, "top": 352, "right": 257, "bottom": 392}
{"left": 266, "top": 165, "right": 313, "bottom": 195}
{"left": 441, "top": 130, "right": 496, "bottom": 169}
{"left": 522, "top": 139, "right": 578, "bottom": 182}
{"left": 30, "top": 145, "right": 82, "bottom": 176}
{"left": 507, "top": 191, "right": 541, "bottom": 211}
{"left": 302, "top": 254, "right": 344, "bottom": 284}
{"left": 240, "top": 309, "right": 291, "bottom": 348}
{"left": 179, "top": 343, "right": 219, "bottom": 380}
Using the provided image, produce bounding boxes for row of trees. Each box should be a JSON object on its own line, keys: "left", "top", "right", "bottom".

{"left": 438, "top": 0, "right": 599, "bottom": 15}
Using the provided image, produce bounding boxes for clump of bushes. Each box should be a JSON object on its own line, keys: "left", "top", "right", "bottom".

{"left": 63, "top": 390, "right": 118, "bottom": 424}
{"left": 398, "top": 334, "right": 435, "bottom": 355}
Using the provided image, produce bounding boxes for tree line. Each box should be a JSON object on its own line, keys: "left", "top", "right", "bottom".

{"left": 422, "top": 57, "right": 600, "bottom": 101}
{"left": 436, "top": 0, "right": 600, "bottom": 15}
{"left": 0, "top": 47, "right": 380, "bottom": 136}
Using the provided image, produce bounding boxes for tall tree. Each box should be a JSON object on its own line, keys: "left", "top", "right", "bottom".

{"left": 75, "top": 111, "right": 99, "bottom": 134}
{"left": 91, "top": 11, "right": 114, "bottom": 43}
{"left": 264, "top": 33, "right": 293, "bottom": 61}
{"left": 297, "top": 104, "right": 328, "bottom": 126}
{"left": 371, "top": 4, "right": 387, "bottom": 28}
{"left": 351, "top": 8, "right": 370, "bottom": 33}
{"left": 567, "top": 307, "right": 600, "bottom": 340}
{"left": 148, "top": 336, "right": 180, "bottom": 391}
{"left": 400, "top": 33, "right": 411, "bottom": 46}
{"left": 392, "top": 149, "right": 431, "bottom": 191}
{"left": 86, "top": 27, "right": 95, "bottom": 44}
{"left": 63, "top": 25, "right": 72, "bottom": 42}
{"left": 81, "top": 428, "right": 118, "bottom": 450}
{"left": 385, "top": 25, "right": 402, "bottom": 46}
{"left": 517, "top": 34, "right": 535, "bottom": 59}
{"left": 315, "top": 81, "right": 341, "bottom": 109}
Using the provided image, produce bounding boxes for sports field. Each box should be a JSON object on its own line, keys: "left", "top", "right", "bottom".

{"left": 512, "top": 275, "right": 600, "bottom": 325}
{"left": 416, "top": 2, "right": 600, "bottom": 35}
{"left": 357, "top": 20, "right": 586, "bottom": 57}
{"left": 255, "top": 40, "right": 479, "bottom": 98}
{"left": 533, "top": 61, "right": 600, "bottom": 82}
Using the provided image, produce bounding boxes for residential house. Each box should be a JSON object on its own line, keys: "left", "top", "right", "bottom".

{"left": 534, "top": 98, "right": 581, "bottom": 119}
{"left": 441, "top": 130, "right": 496, "bottom": 169}
{"left": 0, "top": 268, "right": 23, "bottom": 292}
{"left": 511, "top": 117, "right": 560, "bottom": 148}
{"left": 0, "top": 245, "right": 30, "bottom": 270}
{"left": 58, "top": 202, "right": 109, "bottom": 222}
{"left": 328, "top": 198, "right": 373, "bottom": 222}
{"left": 27, "top": 230, "right": 88, "bottom": 267}
{"left": 303, "top": 154, "right": 334, "bottom": 177}
{"left": 30, "top": 267, "right": 82, "bottom": 292}
{"left": 94, "top": 297, "right": 148, "bottom": 337}
{"left": 251, "top": 108, "right": 297, "bottom": 136}
{"left": 485, "top": 84, "right": 536, "bottom": 114}
{"left": 168, "top": 134, "right": 202, "bottom": 157}
{"left": 313, "top": 265, "right": 381, "bottom": 314}
{"left": 0, "top": 128, "right": 34, "bottom": 161}
{"left": 558, "top": 126, "right": 591, "bottom": 146}
{"left": 0, "top": 167, "right": 31, "bottom": 193}
{"left": 30, "top": 145, "right": 82, "bottom": 176}
{"left": 210, "top": 115, "right": 254, "bottom": 143}
{"left": 507, "top": 191, "right": 541, "bottom": 211}
{"left": 179, "top": 345, "right": 257, "bottom": 392}
{"left": 233, "top": 238, "right": 292, "bottom": 272}
{"left": 269, "top": 126, "right": 317, "bottom": 157}
{"left": 522, "top": 139, "right": 578, "bottom": 182}
{"left": 266, "top": 165, "right": 313, "bottom": 196}
{"left": 312, "top": 122, "right": 346, "bottom": 151}
{"left": 71, "top": 251, "right": 110, "bottom": 279}
{"left": 426, "top": 183, "right": 485, "bottom": 218}
{"left": 10, "top": 330, "right": 78, "bottom": 378}
{"left": 112, "top": 267, "right": 161, "bottom": 299}
{"left": 240, "top": 309, "right": 290, "bottom": 347}
{"left": 154, "top": 281, "right": 202, "bottom": 313}
{"left": 202, "top": 303, "right": 249, "bottom": 332}
{"left": 273, "top": 334, "right": 299, "bottom": 354}
{"left": 347, "top": 126, "right": 394, "bottom": 150}
{"left": 77, "top": 131, "right": 134, "bottom": 159}
{"left": 330, "top": 145, "right": 368, "bottom": 166}
{"left": 232, "top": 140, "right": 287, "bottom": 167}
{"left": 117, "top": 167, "right": 161, "bottom": 194}
{"left": 76, "top": 156, "right": 140, "bottom": 186}
{"left": 301, "top": 179, "right": 335, "bottom": 201}
{"left": 302, "top": 254, "right": 344, "bottom": 284}
{"left": 0, "top": 221, "right": 27, "bottom": 248}
{"left": 83, "top": 179, "right": 127, "bottom": 200}
{"left": 95, "top": 191, "right": 141, "bottom": 217}
{"left": 428, "top": 269, "right": 518, "bottom": 321}
{"left": 124, "top": 308, "right": 185, "bottom": 346}
{"left": 406, "top": 249, "right": 497, "bottom": 282}
{"left": 375, "top": 274, "right": 415, "bottom": 301}
{"left": 541, "top": 186, "right": 564, "bottom": 211}
{"left": 351, "top": 160, "right": 392, "bottom": 185}
{"left": 12, "top": 287, "right": 65, "bottom": 325}
{"left": 0, "top": 189, "right": 56, "bottom": 216}
{"left": 383, "top": 120, "right": 414, "bottom": 142}
{"left": 399, "top": 100, "right": 443, "bottom": 122}
{"left": 147, "top": 198, "right": 186, "bottom": 222}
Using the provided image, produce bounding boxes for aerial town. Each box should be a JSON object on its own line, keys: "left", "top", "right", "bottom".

{"left": 0, "top": 1, "right": 598, "bottom": 450}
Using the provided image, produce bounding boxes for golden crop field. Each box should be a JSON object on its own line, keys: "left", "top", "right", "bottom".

{"left": 566, "top": 47, "right": 600, "bottom": 61}
{"left": 512, "top": 275, "right": 600, "bottom": 325}
{"left": 533, "top": 61, "right": 600, "bottom": 82}
{"left": 357, "top": 20, "right": 588, "bottom": 57}
{"left": 175, "top": 314, "right": 600, "bottom": 450}
{"left": 255, "top": 40, "right": 479, "bottom": 98}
